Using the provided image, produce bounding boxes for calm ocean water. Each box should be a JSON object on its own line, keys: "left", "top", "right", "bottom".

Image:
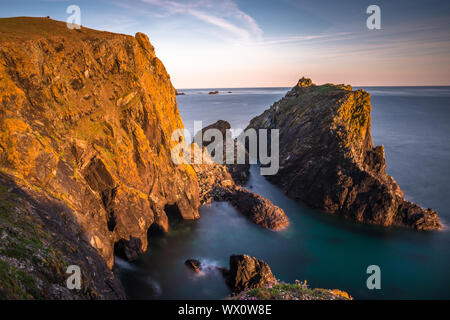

{"left": 116, "top": 86, "right": 450, "bottom": 299}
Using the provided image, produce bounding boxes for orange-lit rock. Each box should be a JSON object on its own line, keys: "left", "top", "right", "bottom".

{"left": 0, "top": 17, "right": 200, "bottom": 269}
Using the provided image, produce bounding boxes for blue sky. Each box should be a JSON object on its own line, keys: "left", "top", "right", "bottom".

{"left": 1, "top": 0, "right": 450, "bottom": 87}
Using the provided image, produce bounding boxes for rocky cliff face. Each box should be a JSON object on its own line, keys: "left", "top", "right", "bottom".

{"left": 0, "top": 17, "right": 202, "bottom": 297}
{"left": 226, "top": 254, "right": 277, "bottom": 293}
{"left": 247, "top": 77, "right": 441, "bottom": 230}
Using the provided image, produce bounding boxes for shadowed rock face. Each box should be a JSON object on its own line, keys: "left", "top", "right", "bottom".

{"left": 226, "top": 255, "right": 277, "bottom": 293}
{"left": 0, "top": 172, "right": 126, "bottom": 299}
{"left": 247, "top": 77, "right": 441, "bottom": 230}
{"left": 0, "top": 17, "right": 202, "bottom": 298}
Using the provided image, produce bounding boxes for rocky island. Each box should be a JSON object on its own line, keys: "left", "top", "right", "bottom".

{"left": 247, "top": 77, "right": 441, "bottom": 230}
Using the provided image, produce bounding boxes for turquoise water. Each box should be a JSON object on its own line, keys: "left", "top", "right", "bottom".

{"left": 116, "top": 87, "right": 450, "bottom": 299}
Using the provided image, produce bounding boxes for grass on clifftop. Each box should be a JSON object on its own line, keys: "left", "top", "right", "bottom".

{"left": 0, "top": 17, "right": 116, "bottom": 42}
{"left": 229, "top": 281, "right": 352, "bottom": 301}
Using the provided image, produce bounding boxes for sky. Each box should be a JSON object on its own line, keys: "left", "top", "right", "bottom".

{"left": 1, "top": 0, "right": 450, "bottom": 88}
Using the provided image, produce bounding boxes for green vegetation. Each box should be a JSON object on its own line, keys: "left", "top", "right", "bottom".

{"left": 312, "top": 84, "right": 336, "bottom": 94}
{"left": 0, "top": 260, "right": 39, "bottom": 299}
{"left": 0, "top": 182, "right": 67, "bottom": 299}
{"left": 230, "top": 281, "right": 352, "bottom": 300}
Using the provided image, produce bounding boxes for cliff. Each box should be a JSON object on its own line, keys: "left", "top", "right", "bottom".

{"left": 0, "top": 17, "right": 203, "bottom": 297}
{"left": 247, "top": 77, "right": 441, "bottom": 230}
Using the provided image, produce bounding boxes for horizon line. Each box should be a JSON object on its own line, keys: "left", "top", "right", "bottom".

{"left": 176, "top": 84, "right": 450, "bottom": 90}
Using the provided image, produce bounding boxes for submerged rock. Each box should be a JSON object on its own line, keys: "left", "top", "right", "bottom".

{"left": 247, "top": 77, "right": 441, "bottom": 230}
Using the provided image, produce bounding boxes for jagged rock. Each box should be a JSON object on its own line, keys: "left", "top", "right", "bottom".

{"left": 208, "top": 90, "right": 219, "bottom": 95}
{"left": 194, "top": 120, "right": 250, "bottom": 185}
{"left": 247, "top": 77, "right": 441, "bottom": 230}
{"left": 226, "top": 255, "right": 277, "bottom": 293}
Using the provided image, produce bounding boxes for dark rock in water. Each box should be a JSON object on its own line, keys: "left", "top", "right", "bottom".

{"left": 208, "top": 90, "right": 219, "bottom": 95}
{"left": 185, "top": 259, "right": 229, "bottom": 277}
{"left": 246, "top": 77, "right": 441, "bottom": 230}
{"left": 230, "top": 187, "right": 289, "bottom": 230}
{"left": 194, "top": 120, "right": 250, "bottom": 185}
{"left": 190, "top": 144, "right": 288, "bottom": 230}
{"left": 175, "top": 89, "right": 185, "bottom": 95}
{"left": 185, "top": 259, "right": 202, "bottom": 273}
{"left": 226, "top": 254, "right": 277, "bottom": 293}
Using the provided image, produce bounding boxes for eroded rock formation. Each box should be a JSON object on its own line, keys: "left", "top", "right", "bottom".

{"left": 226, "top": 254, "right": 277, "bottom": 293}
{"left": 247, "top": 77, "right": 441, "bottom": 230}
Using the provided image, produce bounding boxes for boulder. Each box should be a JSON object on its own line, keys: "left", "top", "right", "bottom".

{"left": 185, "top": 259, "right": 202, "bottom": 273}
{"left": 226, "top": 255, "right": 277, "bottom": 293}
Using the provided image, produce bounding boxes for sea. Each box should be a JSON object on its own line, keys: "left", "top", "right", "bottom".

{"left": 115, "top": 86, "right": 450, "bottom": 299}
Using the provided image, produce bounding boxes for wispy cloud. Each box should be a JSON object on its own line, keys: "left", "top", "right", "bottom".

{"left": 254, "top": 32, "right": 354, "bottom": 46}
{"left": 141, "top": 0, "right": 263, "bottom": 41}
